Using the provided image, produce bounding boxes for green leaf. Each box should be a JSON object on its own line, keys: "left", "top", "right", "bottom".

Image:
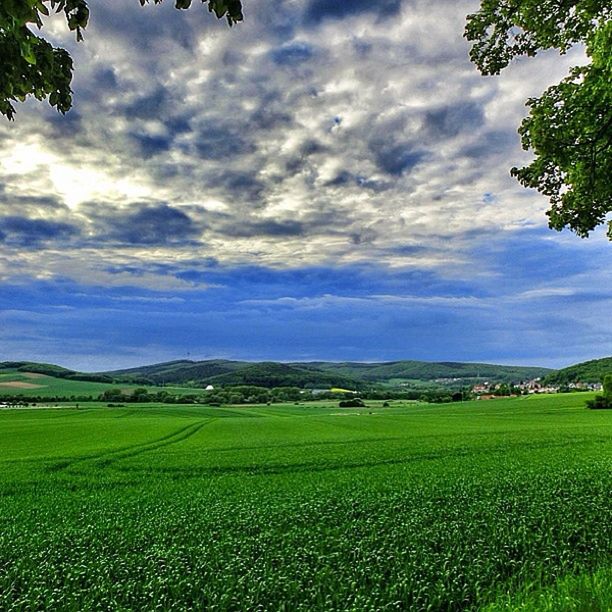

{"left": 19, "top": 40, "right": 37, "bottom": 65}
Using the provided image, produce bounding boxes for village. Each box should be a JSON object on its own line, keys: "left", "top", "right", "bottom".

{"left": 471, "top": 378, "right": 603, "bottom": 399}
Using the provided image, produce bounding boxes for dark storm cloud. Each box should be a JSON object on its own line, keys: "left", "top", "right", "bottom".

{"left": 303, "top": 0, "right": 402, "bottom": 25}
{"left": 424, "top": 102, "right": 484, "bottom": 139}
{"left": 0, "top": 216, "right": 80, "bottom": 247}
{"left": 104, "top": 204, "right": 201, "bottom": 246}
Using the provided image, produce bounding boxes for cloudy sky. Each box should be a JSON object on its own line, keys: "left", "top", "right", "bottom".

{"left": 1, "top": 0, "right": 610, "bottom": 371}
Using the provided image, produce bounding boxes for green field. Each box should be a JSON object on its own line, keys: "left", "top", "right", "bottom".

{"left": 0, "top": 369, "right": 200, "bottom": 399}
{"left": 1, "top": 394, "right": 610, "bottom": 610}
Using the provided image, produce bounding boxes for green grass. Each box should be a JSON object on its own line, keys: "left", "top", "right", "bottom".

{"left": 482, "top": 566, "right": 612, "bottom": 611}
{"left": 0, "top": 394, "right": 610, "bottom": 610}
{"left": 0, "top": 368, "right": 202, "bottom": 398}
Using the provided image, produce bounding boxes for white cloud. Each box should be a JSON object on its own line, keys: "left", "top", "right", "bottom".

{"left": 0, "top": 0, "right": 591, "bottom": 287}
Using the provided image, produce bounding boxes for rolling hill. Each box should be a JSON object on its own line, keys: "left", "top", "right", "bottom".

{"left": 294, "top": 361, "right": 552, "bottom": 384}
{"left": 543, "top": 356, "right": 612, "bottom": 385}
{"left": 1, "top": 358, "right": 560, "bottom": 394}
{"left": 0, "top": 366, "right": 207, "bottom": 399}
{"left": 201, "top": 362, "right": 363, "bottom": 389}
{"left": 104, "top": 359, "right": 552, "bottom": 389}
{"left": 105, "top": 360, "right": 245, "bottom": 385}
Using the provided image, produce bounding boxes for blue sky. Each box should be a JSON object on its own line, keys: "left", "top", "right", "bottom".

{"left": 0, "top": 0, "right": 610, "bottom": 371}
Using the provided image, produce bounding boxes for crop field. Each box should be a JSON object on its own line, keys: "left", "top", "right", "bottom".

{"left": 0, "top": 394, "right": 610, "bottom": 610}
{"left": 0, "top": 369, "right": 200, "bottom": 398}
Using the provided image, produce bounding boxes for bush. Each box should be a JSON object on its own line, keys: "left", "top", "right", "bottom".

{"left": 586, "top": 395, "right": 611, "bottom": 410}
{"left": 339, "top": 398, "right": 365, "bottom": 408}
{"left": 586, "top": 374, "right": 612, "bottom": 409}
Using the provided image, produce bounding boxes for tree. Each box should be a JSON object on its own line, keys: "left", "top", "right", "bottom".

{"left": 586, "top": 373, "right": 612, "bottom": 409}
{"left": 0, "top": 0, "right": 243, "bottom": 120}
{"left": 604, "top": 373, "right": 612, "bottom": 398}
{"left": 465, "top": 2, "right": 611, "bottom": 239}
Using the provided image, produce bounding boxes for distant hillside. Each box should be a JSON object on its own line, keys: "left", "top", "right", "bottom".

{"left": 0, "top": 367, "right": 208, "bottom": 399}
{"left": 292, "top": 361, "right": 552, "bottom": 385}
{"left": 105, "top": 360, "right": 244, "bottom": 384}
{"left": 543, "top": 357, "right": 612, "bottom": 385}
{"left": 203, "top": 362, "right": 362, "bottom": 390}
{"left": 103, "top": 359, "right": 552, "bottom": 389}
{"left": 0, "top": 361, "right": 113, "bottom": 383}
{"left": 1, "top": 358, "right": 557, "bottom": 391}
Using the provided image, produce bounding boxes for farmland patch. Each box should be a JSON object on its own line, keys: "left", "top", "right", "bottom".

{"left": 0, "top": 395, "right": 609, "bottom": 610}
{"left": 0, "top": 381, "right": 44, "bottom": 389}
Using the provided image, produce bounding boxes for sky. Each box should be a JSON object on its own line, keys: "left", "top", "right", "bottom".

{"left": 1, "top": 0, "right": 611, "bottom": 372}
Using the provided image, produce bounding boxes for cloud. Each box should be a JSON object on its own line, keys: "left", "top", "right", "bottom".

{"left": 0, "top": 216, "right": 80, "bottom": 247}
{"left": 424, "top": 102, "right": 484, "bottom": 139}
{"left": 2, "top": 0, "right": 583, "bottom": 274}
{"left": 1, "top": 0, "right": 608, "bottom": 367}
{"left": 3, "top": 252, "right": 610, "bottom": 369}
{"left": 192, "top": 124, "right": 256, "bottom": 160}
{"left": 103, "top": 204, "right": 202, "bottom": 246}
{"left": 131, "top": 133, "right": 173, "bottom": 158}
{"left": 271, "top": 41, "right": 315, "bottom": 65}
{"left": 303, "top": 0, "right": 402, "bottom": 26}
{"left": 372, "top": 145, "right": 424, "bottom": 177}
{"left": 222, "top": 219, "right": 306, "bottom": 238}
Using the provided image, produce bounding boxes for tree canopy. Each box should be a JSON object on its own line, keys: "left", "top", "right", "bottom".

{"left": 0, "top": 0, "right": 243, "bottom": 120}
{"left": 465, "top": 1, "right": 612, "bottom": 239}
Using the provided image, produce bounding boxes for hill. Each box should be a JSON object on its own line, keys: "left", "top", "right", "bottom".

{"left": 0, "top": 367, "right": 205, "bottom": 399}
{"left": 0, "top": 361, "right": 113, "bottom": 383}
{"left": 105, "top": 360, "right": 245, "bottom": 385}
{"left": 294, "top": 361, "right": 552, "bottom": 385}
{"left": 543, "top": 356, "right": 612, "bottom": 385}
{"left": 104, "top": 359, "right": 552, "bottom": 389}
{"left": 2, "top": 358, "right": 556, "bottom": 393}
{"left": 203, "top": 362, "right": 362, "bottom": 389}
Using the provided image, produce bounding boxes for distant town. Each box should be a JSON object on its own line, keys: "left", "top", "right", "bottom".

{"left": 471, "top": 378, "right": 603, "bottom": 399}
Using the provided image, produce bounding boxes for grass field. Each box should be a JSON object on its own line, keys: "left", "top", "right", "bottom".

{"left": 0, "top": 368, "right": 201, "bottom": 398}
{"left": 0, "top": 394, "right": 610, "bottom": 610}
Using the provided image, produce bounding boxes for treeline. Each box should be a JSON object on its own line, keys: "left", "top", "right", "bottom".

{"left": 1, "top": 386, "right": 477, "bottom": 406}
{"left": 0, "top": 394, "right": 97, "bottom": 404}
{"left": 99, "top": 386, "right": 306, "bottom": 405}
{"left": 98, "top": 386, "right": 474, "bottom": 405}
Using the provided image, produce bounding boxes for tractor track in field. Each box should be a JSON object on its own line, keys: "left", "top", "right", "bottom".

{"left": 112, "top": 434, "right": 611, "bottom": 480}
{"left": 46, "top": 419, "right": 214, "bottom": 474}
